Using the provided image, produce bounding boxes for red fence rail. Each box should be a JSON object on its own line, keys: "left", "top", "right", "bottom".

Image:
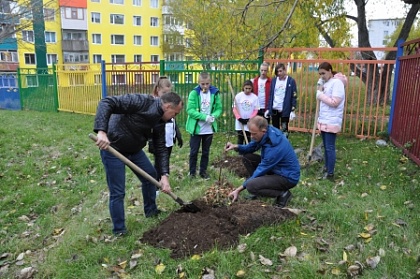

{"left": 389, "top": 38, "right": 420, "bottom": 165}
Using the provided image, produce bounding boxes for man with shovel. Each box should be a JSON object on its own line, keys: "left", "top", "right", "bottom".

{"left": 93, "top": 92, "right": 183, "bottom": 236}
{"left": 225, "top": 116, "right": 300, "bottom": 208}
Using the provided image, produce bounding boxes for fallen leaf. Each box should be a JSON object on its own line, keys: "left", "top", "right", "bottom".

{"left": 331, "top": 268, "right": 341, "bottom": 275}
{"left": 259, "top": 255, "right": 273, "bottom": 266}
{"left": 16, "top": 253, "right": 25, "bottom": 261}
{"left": 343, "top": 251, "right": 348, "bottom": 262}
{"left": 364, "top": 224, "right": 374, "bottom": 231}
{"left": 394, "top": 218, "right": 408, "bottom": 226}
{"left": 155, "top": 263, "right": 165, "bottom": 274}
{"left": 18, "top": 266, "right": 36, "bottom": 279}
{"left": 358, "top": 232, "right": 371, "bottom": 239}
{"left": 379, "top": 185, "right": 387, "bottom": 190}
{"left": 118, "top": 260, "right": 127, "bottom": 269}
{"left": 191, "top": 254, "right": 201, "bottom": 260}
{"left": 129, "top": 260, "right": 137, "bottom": 269}
{"left": 366, "top": 256, "right": 380, "bottom": 269}
{"left": 283, "top": 246, "right": 297, "bottom": 257}
{"left": 237, "top": 243, "right": 247, "bottom": 253}
{"left": 378, "top": 248, "right": 386, "bottom": 257}
{"left": 236, "top": 269, "right": 246, "bottom": 277}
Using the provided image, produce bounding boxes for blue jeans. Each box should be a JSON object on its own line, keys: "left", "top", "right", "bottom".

{"left": 321, "top": 131, "right": 337, "bottom": 175}
{"left": 189, "top": 134, "right": 213, "bottom": 176}
{"left": 100, "top": 149, "right": 158, "bottom": 234}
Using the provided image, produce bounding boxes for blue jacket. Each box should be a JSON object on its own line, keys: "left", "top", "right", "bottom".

{"left": 238, "top": 125, "right": 300, "bottom": 186}
{"left": 268, "top": 76, "right": 298, "bottom": 117}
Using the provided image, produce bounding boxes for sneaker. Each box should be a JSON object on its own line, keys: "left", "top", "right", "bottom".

{"left": 322, "top": 173, "right": 335, "bottom": 181}
{"left": 199, "top": 173, "right": 210, "bottom": 180}
{"left": 113, "top": 231, "right": 130, "bottom": 238}
{"left": 273, "top": 191, "right": 292, "bottom": 208}
{"left": 145, "top": 209, "right": 161, "bottom": 218}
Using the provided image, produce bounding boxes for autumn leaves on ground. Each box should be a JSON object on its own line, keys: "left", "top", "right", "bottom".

{"left": 0, "top": 110, "right": 419, "bottom": 279}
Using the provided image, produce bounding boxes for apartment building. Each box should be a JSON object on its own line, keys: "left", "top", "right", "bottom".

{"left": 368, "top": 18, "right": 404, "bottom": 59}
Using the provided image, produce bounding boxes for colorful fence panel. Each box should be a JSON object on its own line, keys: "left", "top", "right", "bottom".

{"left": 18, "top": 68, "right": 57, "bottom": 112}
{"left": 264, "top": 47, "right": 397, "bottom": 138}
{"left": 0, "top": 73, "right": 19, "bottom": 110}
{"left": 389, "top": 38, "right": 420, "bottom": 165}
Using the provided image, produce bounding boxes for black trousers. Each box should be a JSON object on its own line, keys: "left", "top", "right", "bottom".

{"left": 242, "top": 153, "right": 295, "bottom": 198}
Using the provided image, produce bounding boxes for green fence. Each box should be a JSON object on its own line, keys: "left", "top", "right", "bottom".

{"left": 18, "top": 68, "right": 58, "bottom": 112}
{"left": 161, "top": 60, "right": 260, "bottom": 132}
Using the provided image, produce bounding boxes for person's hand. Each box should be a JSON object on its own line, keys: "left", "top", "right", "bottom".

{"left": 317, "top": 78, "right": 324, "bottom": 91}
{"left": 238, "top": 118, "right": 248, "bottom": 125}
{"left": 289, "top": 111, "right": 296, "bottom": 121}
{"left": 96, "top": 131, "right": 110, "bottom": 150}
{"left": 224, "top": 142, "right": 238, "bottom": 152}
{"left": 228, "top": 189, "right": 240, "bottom": 202}
{"left": 316, "top": 90, "right": 323, "bottom": 100}
{"left": 177, "top": 137, "right": 183, "bottom": 148}
{"left": 264, "top": 110, "right": 270, "bottom": 118}
{"left": 206, "top": 115, "right": 215, "bottom": 123}
{"left": 160, "top": 176, "right": 171, "bottom": 194}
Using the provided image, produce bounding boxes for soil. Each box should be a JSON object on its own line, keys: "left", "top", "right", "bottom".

{"left": 141, "top": 155, "right": 297, "bottom": 259}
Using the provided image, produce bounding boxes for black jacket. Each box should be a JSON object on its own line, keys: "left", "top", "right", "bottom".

{"left": 94, "top": 94, "right": 170, "bottom": 175}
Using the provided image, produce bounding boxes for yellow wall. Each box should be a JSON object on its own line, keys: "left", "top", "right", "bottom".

{"left": 87, "top": 1, "right": 163, "bottom": 63}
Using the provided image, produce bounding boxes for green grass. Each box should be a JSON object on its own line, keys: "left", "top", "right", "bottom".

{"left": 0, "top": 110, "right": 419, "bottom": 278}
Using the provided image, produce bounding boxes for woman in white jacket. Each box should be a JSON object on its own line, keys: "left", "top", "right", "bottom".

{"left": 316, "top": 62, "right": 347, "bottom": 181}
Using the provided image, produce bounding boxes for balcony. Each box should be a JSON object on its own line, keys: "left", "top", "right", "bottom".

{"left": 0, "top": 62, "right": 19, "bottom": 71}
{"left": 61, "top": 40, "right": 89, "bottom": 52}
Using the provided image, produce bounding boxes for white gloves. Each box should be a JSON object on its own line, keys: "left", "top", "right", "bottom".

{"left": 205, "top": 115, "right": 215, "bottom": 123}
{"left": 264, "top": 110, "right": 270, "bottom": 118}
{"left": 289, "top": 111, "right": 296, "bottom": 121}
{"left": 316, "top": 90, "right": 323, "bottom": 100}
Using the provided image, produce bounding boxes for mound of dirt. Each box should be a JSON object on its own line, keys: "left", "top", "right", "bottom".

{"left": 212, "top": 155, "right": 249, "bottom": 178}
{"left": 141, "top": 199, "right": 296, "bottom": 258}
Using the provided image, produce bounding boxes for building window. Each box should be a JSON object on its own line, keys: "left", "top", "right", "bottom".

{"left": 133, "top": 0, "right": 141, "bottom": 6}
{"left": 64, "top": 52, "right": 89, "bottom": 62}
{"left": 46, "top": 54, "right": 57, "bottom": 65}
{"left": 91, "top": 12, "right": 100, "bottom": 23}
{"left": 134, "top": 54, "right": 142, "bottom": 62}
{"left": 0, "top": 51, "right": 18, "bottom": 62}
{"left": 150, "top": 17, "right": 158, "bottom": 27}
{"left": 93, "top": 54, "right": 102, "bottom": 63}
{"left": 26, "top": 76, "right": 38, "bottom": 87}
{"left": 185, "top": 73, "right": 193, "bottom": 83}
{"left": 111, "top": 35, "right": 124, "bottom": 45}
{"left": 92, "top": 34, "right": 102, "bottom": 44}
{"left": 70, "top": 74, "right": 85, "bottom": 86}
{"left": 151, "top": 73, "right": 158, "bottom": 83}
{"left": 150, "top": 36, "right": 158, "bottom": 46}
{"left": 134, "top": 73, "right": 144, "bottom": 84}
{"left": 63, "top": 31, "right": 86, "bottom": 40}
{"left": 133, "top": 35, "right": 142, "bottom": 45}
{"left": 24, "top": 53, "right": 36, "bottom": 64}
{"left": 0, "top": 74, "right": 17, "bottom": 88}
{"left": 44, "top": 8, "right": 55, "bottom": 21}
{"left": 185, "top": 38, "right": 192, "bottom": 48}
{"left": 150, "top": 0, "right": 158, "bottom": 8}
{"left": 91, "top": 0, "right": 100, "bottom": 2}
{"left": 112, "top": 74, "right": 126, "bottom": 85}
{"left": 150, "top": 55, "right": 159, "bottom": 62}
{"left": 110, "top": 14, "right": 124, "bottom": 24}
{"left": 111, "top": 54, "right": 125, "bottom": 63}
{"left": 133, "top": 16, "right": 141, "bottom": 26}
{"left": 65, "top": 7, "right": 84, "bottom": 20}
{"left": 110, "top": 0, "right": 124, "bottom": 4}
{"left": 22, "top": 30, "right": 34, "bottom": 42}
{"left": 45, "top": 32, "right": 56, "bottom": 43}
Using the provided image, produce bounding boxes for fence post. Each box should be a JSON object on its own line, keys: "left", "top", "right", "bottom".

{"left": 258, "top": 46, "right": 264, "bottom": 67}
{"left": 388, "top": 39, "right": 404, "bottom": 135}
{"left": 160, "top": 60, "right": 165, "bottom": 76}
{"left": 101, "top": 60, "right": 107, "bottom": 98}
{"left": 52, "top": 63, "right": 59, "bottom": 112}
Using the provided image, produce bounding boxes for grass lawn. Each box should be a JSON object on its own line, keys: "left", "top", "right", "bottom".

{"left": 0, "top": 110, "right": 419, "bottom": 279}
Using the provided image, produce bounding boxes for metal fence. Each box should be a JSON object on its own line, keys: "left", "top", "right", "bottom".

{"left": 389, "top": 38, "right": 420, "bottom": 165}
{"left": 264, "top": 47, "right": 397, "bottom": 138}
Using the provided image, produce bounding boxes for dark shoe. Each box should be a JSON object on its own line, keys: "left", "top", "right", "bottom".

{"left": 199, "top": 173, "right": 210, "bottom": 180}
{"left": 322, "top": 173, "right": 335, "bottom": 181}
{"left": 113, "top": 230, "right": 130, "bottom": 238}
{"left": 245, "top": 194, "right": 258, "bottom": 200}
{"left": 274, "top": 191, "right": 292, "bottom": 208}
{"left": 145, "top": 209, "right": 161, "bottom": 218}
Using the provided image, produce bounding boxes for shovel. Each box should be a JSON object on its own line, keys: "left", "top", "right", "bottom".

{"left": 306, "top": 100, "right": 320, "bottom": 171}
{"left": 89, "top": 133, "right": 200, "bottom": 213}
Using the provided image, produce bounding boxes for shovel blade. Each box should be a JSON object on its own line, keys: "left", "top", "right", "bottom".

{"left": 173, "top": 197, "right": 200, "bottom": 213}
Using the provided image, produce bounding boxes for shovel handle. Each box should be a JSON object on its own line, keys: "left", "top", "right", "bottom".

{"left": 308, "top": 100, "right": 320, "bottom": 158}
{"left": 88, "top": 133, "right": 179, "bottom": 201}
